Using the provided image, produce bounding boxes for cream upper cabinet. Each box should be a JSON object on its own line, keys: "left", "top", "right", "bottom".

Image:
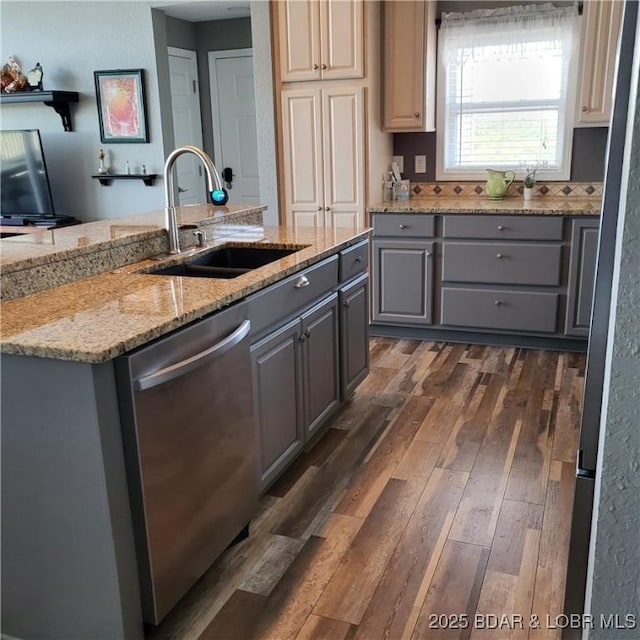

{"left": 577, "top": 0, "right": 623, "bottom": 125}
{"left": 278, "top": 0, "right": 364, "bottom": 83}
{"left": 383, "top": 0, "right": 436, "bottom": 132}
{"left": 281, "top": 86, "right": 364, "bottom": 234}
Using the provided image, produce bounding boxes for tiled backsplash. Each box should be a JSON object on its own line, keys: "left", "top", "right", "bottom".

{"left": 410, "top": 181, "right": 603, "bottom": 198}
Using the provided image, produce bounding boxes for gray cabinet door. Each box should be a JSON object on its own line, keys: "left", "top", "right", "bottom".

{"left": 301, "top": 293, "right": 341, "bottom": 440}
{"left": 372, "top": 239, "right": 434, "bottom": 325}
{"left": 566, "top": 218, "right": 600, "bottom": 337}
{"left": 339, "top": 273, "right": 369, "bottom": 397}
{"left": 250, "top": 318, "right": 304, "bottom": 491}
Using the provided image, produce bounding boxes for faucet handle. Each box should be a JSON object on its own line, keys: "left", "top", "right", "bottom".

{"left": 193, "top": 230, "right": 206, "bottom": 248}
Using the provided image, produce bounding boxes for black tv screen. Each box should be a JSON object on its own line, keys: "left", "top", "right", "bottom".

{"left": 0, "top": 129, "right": 55, "bottom": 217}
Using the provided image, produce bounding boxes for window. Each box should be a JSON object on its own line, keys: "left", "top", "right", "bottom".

{"left": 436, "top": 4, "right": 581, "bottom": 180}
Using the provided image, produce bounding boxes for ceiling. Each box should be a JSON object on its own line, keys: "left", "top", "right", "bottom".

{"left": 150, "top": 0, "right": 250, "bottom": 22}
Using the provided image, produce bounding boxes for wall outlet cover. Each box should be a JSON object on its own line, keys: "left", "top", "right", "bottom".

{"left": 392, "top": 155, "right": 404, "bottom": 173}
{"left": 415, "top": 155, "right": 427, "bottom": 174}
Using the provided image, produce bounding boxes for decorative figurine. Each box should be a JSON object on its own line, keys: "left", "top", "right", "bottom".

{"left": 0, "top": 55, "right": 28, "bottom": 93}
{"left": 98, "top": 148, "right": 109, "bottom": 175}
{"left": 27, "top": 62, "right": 43, "bottom": 91}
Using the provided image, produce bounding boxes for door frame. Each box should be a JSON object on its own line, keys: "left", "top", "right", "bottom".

{"left": 208, "top": 48, "right": 254, "bottom": 171}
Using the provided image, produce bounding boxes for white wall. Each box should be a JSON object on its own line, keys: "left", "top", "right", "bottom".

{"left": 0, "top": 2, "right": 167, "bottom": 221}
{"left": 585, "top": 10, "right": 640, "bottom": 637}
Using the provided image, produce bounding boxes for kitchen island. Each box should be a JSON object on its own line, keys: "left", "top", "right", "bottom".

{"left": 0, "top": 204, "right": 371, "bottom": 639}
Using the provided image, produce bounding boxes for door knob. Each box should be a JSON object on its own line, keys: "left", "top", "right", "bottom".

{"left": 222, "top": 167, "right": 234, "bottom": 190}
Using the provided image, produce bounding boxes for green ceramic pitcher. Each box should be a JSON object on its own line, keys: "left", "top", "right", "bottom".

{"left": 485, "top": 169, "right": 515, "bottom": 199}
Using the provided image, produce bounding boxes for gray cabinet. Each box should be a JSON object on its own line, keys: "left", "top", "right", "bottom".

{"left": 340, "top": 273, "right": 369, "bottom": 397}
{"left": 566, "top": 218, "right": 599, "bottom": 337}
{"left": 372, "top": 239, "right": 434, "bottom": 325}
{"left": 251, "top": 319, "right": 304, "bottom": 490}
{"left": 248, "top": 242, "right": 370, "bottom": 491}
{"left": 301, "top": 293, "right": 341, "bottom": 440}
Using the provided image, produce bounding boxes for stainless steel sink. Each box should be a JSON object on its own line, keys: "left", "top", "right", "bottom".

{"left": 148, "top": 245, "right": 303, "bottom": 279}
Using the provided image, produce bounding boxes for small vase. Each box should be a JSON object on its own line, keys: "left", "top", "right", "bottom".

{"left": 523, "top": 186, "right": 534, "bottom": 201}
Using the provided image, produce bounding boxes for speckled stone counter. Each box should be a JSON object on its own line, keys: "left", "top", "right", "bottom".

{"left": 0, "top": 204, "right": 266, "bottom": 300}
{"left": 0, "top": 225, "right": 370, "bottom": 363}
{"left": 368, "top": 196, "right": 602, "bottom": 216}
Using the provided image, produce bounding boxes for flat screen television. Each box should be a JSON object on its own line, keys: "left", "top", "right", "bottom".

{"left": 0, "top": 129, "right": 57, "bottom": 221}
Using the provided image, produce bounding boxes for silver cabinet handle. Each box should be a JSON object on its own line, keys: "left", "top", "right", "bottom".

{"left": 135, "top": 320, "right": 251, "bottom": 391}
{"left": 299, "top": 333, "right": 307, "bottom": 343}
{"left": 425, "top": 251, "right": 432, "bottom": 257}
{"left": 294, "top": 275, "right": 310, "bottom": 288}
{"left": 497, "top": 225, "right": 505, "bottom": 231}
{"left": 343, "top": 300, "right": 350, "bottom": 308}
{"left": 304, "top": 328, "right": 311, "bottom": 337}
{"left": 354, "top": 256, "right": 362, "bottom": 263}
{"left": 494, "top": 300, "right": 503, "bottom": 306}
{"left": 496, "top": 253, "right": 504, "bottom": 259}
{"left": 399, "top": 224, "right": 407, "bottom": 229}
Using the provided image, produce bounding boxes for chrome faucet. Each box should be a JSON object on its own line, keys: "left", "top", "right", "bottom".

{"left": 163, "top": 145, "right": 227, "bottom": 254}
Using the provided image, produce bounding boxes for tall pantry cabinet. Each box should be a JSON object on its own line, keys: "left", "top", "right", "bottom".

{"left": 273, "top": 0, "right": 393, "bottom": 232}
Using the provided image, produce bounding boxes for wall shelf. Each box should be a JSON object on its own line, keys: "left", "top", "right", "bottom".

{"left": 0, "top": 90, "right": 80, "bottom": 131}
{"left": 91, "top": 174, "right": 158, "bottom": 187}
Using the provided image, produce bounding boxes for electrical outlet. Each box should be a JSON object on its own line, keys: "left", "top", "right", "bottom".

{"left": 415, "top": 155, "right": 427, "bottom": 174}
{"left": 392, "top": 155, "right": 404, "bottom": 174}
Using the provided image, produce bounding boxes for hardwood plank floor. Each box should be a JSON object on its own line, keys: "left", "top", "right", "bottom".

{"left": 150, "top": 339, "right": 584, "bottom": 640}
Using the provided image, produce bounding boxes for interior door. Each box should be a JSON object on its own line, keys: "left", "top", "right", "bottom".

{"left": 209, "top": 49, "right": 260, "bottom": 205}
{"left": 168, "top": 47, "right": 205, "bottom": 205}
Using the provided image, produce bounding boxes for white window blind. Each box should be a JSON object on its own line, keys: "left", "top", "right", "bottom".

{"left": 437, "top": 3, "right": 580, "bottom": 180}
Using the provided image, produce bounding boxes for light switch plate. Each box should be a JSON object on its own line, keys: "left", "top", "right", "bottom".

{"left": 392, "top": 155, "right": 404, "bottom": 174}
{"left": 415, "top": 155, "right": 427, "bottom": 173}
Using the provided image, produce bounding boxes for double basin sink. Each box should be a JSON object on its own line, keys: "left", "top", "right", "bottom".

{"left": 148, "top": 245, "right": 304, "bottom": 279}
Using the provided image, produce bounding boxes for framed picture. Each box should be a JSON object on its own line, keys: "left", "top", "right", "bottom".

{"left": 94, "top": 69, "right": 149, "bottom": 143}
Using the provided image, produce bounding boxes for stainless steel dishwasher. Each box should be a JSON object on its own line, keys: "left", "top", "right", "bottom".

{"left": 115, "top": 302, "right": 258, "bottom": 625}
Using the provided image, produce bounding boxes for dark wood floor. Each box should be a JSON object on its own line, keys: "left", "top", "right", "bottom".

{"left": 151, "top": 338, "right": 585, "bottom": 640}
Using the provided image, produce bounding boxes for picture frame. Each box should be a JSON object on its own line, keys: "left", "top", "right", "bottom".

{"left": 94, "top": 69, "right": 149, "bottom": 143}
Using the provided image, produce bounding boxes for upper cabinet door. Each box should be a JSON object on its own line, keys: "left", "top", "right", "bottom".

{"left": 383, "top": 0, "right": 437, "bottom": 131}
{"left": 577, "top": 0, "right": 623, "bottom": 125}
{"left": 278, "top": 0, "right": 321, "bottom": 82}
{"left": 278, "top": 0, "right": 364, "bottom": 83}
{"left": 320, "top": 0, "right": 364, "bottom": 80}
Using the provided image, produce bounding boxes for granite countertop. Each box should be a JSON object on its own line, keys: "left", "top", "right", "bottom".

{"left": 0, "top": 203, "right": 266, "bottom": 273}
{"left": 368, "top": 197, "right": 602, "bottom": 216}
{"left": 0, "top": 225, "right": 370, "bottom": 364}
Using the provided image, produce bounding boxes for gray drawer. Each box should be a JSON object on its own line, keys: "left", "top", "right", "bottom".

{"left": 248, "top": 255, "right": 339, "bottom": 338}
{"left": 339, "top": 240, "right": 368, "bottom": 282}
{"left": 442, "top": 215, "right": 564, "bottom": 240}
{"left": 372, "top": 213, "right": 435, "bottom": 237}
{"left": 441, "top": 287, "right": 559, "bottom": 333}
{"left": 442, "top": 242, "right": 562, "bottom": 286}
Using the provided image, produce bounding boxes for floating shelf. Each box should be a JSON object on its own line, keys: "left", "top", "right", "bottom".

{"left": 0, "top": 90, "right": 80, "bottom": 131}
{"left": 91, "top": 174, "right": 158, "bottom": 187}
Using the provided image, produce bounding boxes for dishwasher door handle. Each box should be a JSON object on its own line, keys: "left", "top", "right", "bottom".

{"left": 135, "top": 320, "right": 251, "bottom": 391}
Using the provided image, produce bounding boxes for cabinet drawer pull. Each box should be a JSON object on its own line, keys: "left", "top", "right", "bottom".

{"left": 582, "top": 105, "right": 588, "bottom": 112}
{"left": 425, "top": 251, "right": 432, "bottom": 257}
{"left": 299, "top": 334, "right": 307, "bottom": 343}
{"left": 313, "top": 63, "right": 319, "bottom": 70}
{"left": 294, "top": 275, "right": 310, "bottom": 289}
{"left": 399, "top": 224, "right": 407, "bottom": 229}
{"left": 414, "top": 112, "right": 420, "bottom": 118}
{"left": 354, "top": 256, "right": 362, "bottom": 264}
{"left": 304, "top": 328, "right": 311, "bottom": 337}
{"left": 343, "top": 300, "right": 350, "bottom": 308}
{"left": 321, "top": 63, "right": 327, "bottom": 69}
{"left": 325, "top": 206, "right": 330, "bottom": 212}
{"left": 497, "top": 225, "right": 505, "bottom": 231}
{"left": 317, "top": 206, "right": 322, "bottom": 211}
{"left": 494, "top": 300, "right": 503, "bottom": 306}
{"left": 496, "top": 253, "right": 504, "bottom": 259}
